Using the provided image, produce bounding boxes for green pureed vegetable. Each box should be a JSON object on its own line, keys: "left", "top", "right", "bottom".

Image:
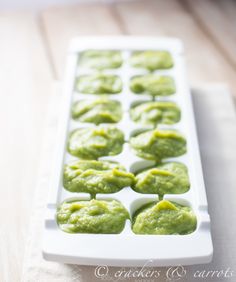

{"left": 130, "top": 74, "right": 175, "bottom": 96}
{"left": 57, "top": 199, "right": 129, "bottom": 234}
{"left": 130, "top": 50, "right": 173, "bottom": 71}
{"left": 76, "top": 74, "right": 122, "bottom": 94}
{"left": 78, "top": 50, "right": 122, "bottom": 69}
{"left": 63, "top": 160, "right": 135, "bottom": 194}
{"left": 133, "top": 162, "right": 190, "bottom": 196}
{"left": 67, "top": 125, "right": 124, "bottom": 159}
{"left": 72, "top": 98, "right": 122, "bottom": 124}
{"left": 132, "top": 200, "right": 197, "bottom": 235}
{"left": 130, "top": 129, "right": 186, "bottom": 161}
{"left": 130, "top": 101, "right": 180, "bottom": 125}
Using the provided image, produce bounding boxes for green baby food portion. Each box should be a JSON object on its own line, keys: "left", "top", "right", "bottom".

{"left": 72, "top": 98, "right": 122, "bottom": 124}
{"left": 132, "top": 200, "right": 197, "bottom": 235}
{"left": 63, "top": 160, "right": 135, "bottom": 194}
{"left": 57, "top": 199, "right": 129, "bottom": 234}
{"left": 78, "top": 50, "right": 122, "bottom": 69}
{"left": 130, "top": 129, "right": 186, "bottom": 161}
{"left": 76, "top": 74, "right": 122, "bottom": 94}
{"left": 130, "top": 101, "right": 180, "bottom": 125}
{"left": 130, "top": 74, "right": 175, "bottom": 96}
{"left": 133, "top": 162, "right": 190, "bottom": 196}
{"left": 130, "top": 51, "right": 173, "bottom": 71}
{"left": 67, "top": 126, "right": 124, "bottom": 159}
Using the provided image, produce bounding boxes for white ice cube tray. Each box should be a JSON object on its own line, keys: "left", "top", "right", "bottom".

{"left": 43, "top": 36, "right": 213, "bottom": 266}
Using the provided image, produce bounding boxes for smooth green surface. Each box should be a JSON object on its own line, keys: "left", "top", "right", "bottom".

{"left": 130, "top": 129, "right": 186, "bottom": 161}
{"left": 72, "top": 98, "right": 122, "bottom": 124}
{"left": 133, "top": 162, "right": 190, "bottom": 196}
{"left": 78, "top": 50, "right": 122, "bottom": 69}
{"left": 132, "top": 200, "right": 197, "bottom": 235}
{"left": 130, "top": 74, "right": 175, "bottom": 96}
{"left": 76, "top": 74, "right": 122, "bottom": 94}
{"left": 57, "top": 199, "right": 129, "bottom": 234}
{"left": 130, "top": 101, "right": 181, "bottom": 125}
{"left": 67, "top": 125, "right": 124, "bottom": 159}
{"left": 130, "top": 50, "right": 173, "bottom": 71}
{"left": 63, "top": 160, "right": 135, "bottom": 194}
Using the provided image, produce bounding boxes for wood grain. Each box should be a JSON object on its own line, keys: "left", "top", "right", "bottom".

{"left": 0, "top": 12, "right": 52, "bottom": 282}
{"left": 114, "top": 0, "right": 236, "bottom": 94}
{"left": 41, "top": 0, "right": 236, "bottom": 94}
{"left": 0, "top": 1, "right": 236, "bottom": 281}
{"left": 41, "top": 4, "right": 123, "bottom": 79}
{"left": 183, "top": 0, "right": 236, "bottom": 69}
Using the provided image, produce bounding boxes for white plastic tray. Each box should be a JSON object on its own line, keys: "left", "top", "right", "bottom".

{"left": 43, "top": 36, "right": 213, "bottom": 266}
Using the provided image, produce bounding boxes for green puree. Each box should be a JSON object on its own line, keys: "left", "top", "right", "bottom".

{"left": 72, "top": 98, "right": 122, "bottom": 124}
{"left": 63, "top": 160, "right": 135, "bottom": 194}
{"left": 130, "top": 129, "right": 186, "bottom": 161}
{"left": 76, "top": 74, "right": 122, "bottom": 94}
{"left": 130, "top": 74, "right": 175, "bottom": 96}
{"left": 133, "top": 162, "right": 190, "bottom": 196}
{"left": 79, "top": 50, "right": 122, "bottom": 69}
{"left": 57, "top": 199, "right": 129, "bottom": 234}
{"left": 132, "top": 200, "right": 197, "bottom": 235}
{"left": 67, "top": 125, "right": 124, "bottom": 159}
{"left": 130, "top": 51, "right": 173, "bottom": 71}
{"left": 130, "top": 101, "right": 180, "bottom": 125}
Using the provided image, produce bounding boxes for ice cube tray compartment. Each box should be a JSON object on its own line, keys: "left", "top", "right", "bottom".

{"left": 43, "top": 36, "right": 213, "bottom": 267}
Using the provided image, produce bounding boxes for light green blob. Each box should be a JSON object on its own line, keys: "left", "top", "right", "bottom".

{"left": 57, "top": 199, "right": 129, "bottom": 234}
{"left": 76, "top": 74, "right": 122, "bottom": 94}
{"left": 67, "top": 126, "right": 124, "bottom": 159}
{"left": 130, "top": 50, "right": 173, "bottom": 71}
{"left": 133, "top": 162, "right": 190, "bottom": 196}
{"left": 63, "top": 160, "right": 135, "bottom": 194}
{"left": 130, "top": 74, "right": 175, "bottom": 96}
{"left": 130, "top": 101, "right": 180, "bottom": 125}
{"left": 79, "top": 50, "right": 122, "bottom": 69}
{"left": 71, "top": 98, "right": 122, "bottom": 124}
{"left": 130, "top": 129, "right": 186, "bottom": 161}
{"left": 132, "top": 200, "right": 197, "bottom": 235}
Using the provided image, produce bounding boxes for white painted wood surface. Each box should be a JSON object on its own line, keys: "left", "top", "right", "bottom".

{"left": 0, "top": 1, "right": 236, "bottom": 281}
{"left": 0, "top": 12, "right": 52, "bottom": 282}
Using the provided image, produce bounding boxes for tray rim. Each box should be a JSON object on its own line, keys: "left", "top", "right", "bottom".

{"left": 43, "top": 36, "right": 213, "bottom": 267}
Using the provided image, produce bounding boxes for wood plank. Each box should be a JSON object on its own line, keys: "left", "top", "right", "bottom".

{"left": 183, "top": 0, "right": 236, "bottom": 69}
{"left": 114, "top": 0, "right": 236, "bottom": 95}
{"left": 0, "top": 12, "right": 52, "bottom": 282}
{"left": 41, "top": 4, "right": 123, "bottom": 79}
{"left": 217, "top": 0, "right": 236, "bottom": 25}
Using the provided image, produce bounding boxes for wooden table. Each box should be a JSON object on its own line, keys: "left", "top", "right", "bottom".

{"left": 0, "top": 1, "right": 235, "bottom": 281}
